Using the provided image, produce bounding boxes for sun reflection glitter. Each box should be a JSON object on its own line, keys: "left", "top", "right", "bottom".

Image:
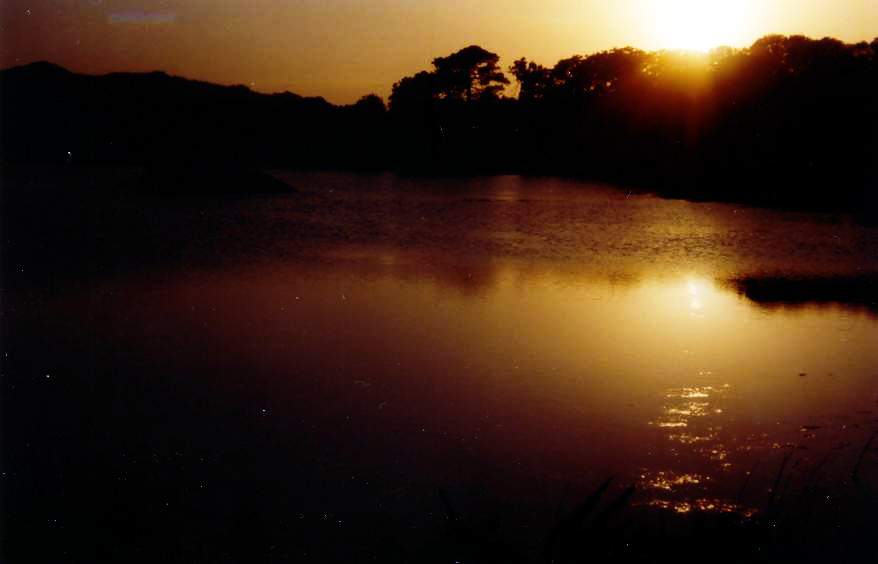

{"left": 640, "top": 381, "right": 752, "bottom": 515}
{"left": 683, "top": 276, "right": 718, "bottom": 318}
{"left": 643, "top": 498, "right": 756, "bottom": 517}
{"left": 652, "top": 385, "right": 723, "bottom": 429}
{"left": 640, "top": 470, "right": 705, "bottom": 491}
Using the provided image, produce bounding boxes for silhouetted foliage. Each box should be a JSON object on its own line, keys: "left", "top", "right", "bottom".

{"left": 509, "top": 58, "right": 552, "bottom": 102}
{"left": 386, "top": 37, "right": 877, "bottom": 209}
{"left": 431, "top": 45, "right": 510, "bottom": 102}
{"left": 2, "top": 35, "right": 877, "bottom": 210}
{"left": 387, "top": 46, "right": 520, "bottom": 172}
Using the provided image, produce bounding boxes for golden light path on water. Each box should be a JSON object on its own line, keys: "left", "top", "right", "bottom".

{"left": 26, "top": 171, "right": 878, "bottom": 524}
{"left": 69, "top": 246, "right": 876, "bottom": 520}
{"left": 610, "top": 275, "right": 872, "bottom": 516}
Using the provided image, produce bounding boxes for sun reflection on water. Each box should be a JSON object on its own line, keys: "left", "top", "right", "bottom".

{"left": 641, "top": 470, "right": 705, "bottom": 490}
{"left": 642, "top": 381, "right": 750, "bottom": 515}
{"left": 651, "top": 384, "right": 728, "bottom": 430}
{"left": 643, "top": 498, "right": 757, "bottom": 517}
{"left": 687, "top": 278, "right": 705, "bottom": 313}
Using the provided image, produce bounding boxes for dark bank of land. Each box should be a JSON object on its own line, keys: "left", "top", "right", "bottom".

{"left": 729, "top": 274, "right": 878, "bottom": 315}
{"left": 2, "top": 34, "right": 877, "bottom": 213}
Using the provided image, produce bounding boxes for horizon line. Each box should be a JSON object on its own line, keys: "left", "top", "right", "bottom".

{"left": 3, "top": 32, "right": 875, "bottom": 104}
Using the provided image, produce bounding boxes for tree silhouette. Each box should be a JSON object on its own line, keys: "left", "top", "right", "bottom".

{"left": 431, "top": 45, "right": 509, "bottom": 101}
{"left": 509, "top": 58, "right": 551, "bottom": 101}
{"left": 390, "top": 45, "right": 509, "bottom": 109}
{"left": 389, "top": 70, "right": 437, "bottom": 112}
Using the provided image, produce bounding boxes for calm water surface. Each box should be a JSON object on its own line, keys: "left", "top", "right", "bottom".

{"left": 6, "top": 172, "right": 878, "bottom": 557}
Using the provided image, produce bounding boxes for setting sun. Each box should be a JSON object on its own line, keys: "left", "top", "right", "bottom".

{"left": 647, "top": 0, "right": 758, "bottom": 51}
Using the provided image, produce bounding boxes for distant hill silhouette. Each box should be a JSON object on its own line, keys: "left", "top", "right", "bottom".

{"left": 2, "top": 35, "right": 877, "bottom": 211}
{"left": 0, "top": 61, "right": 388, "bottom": 171}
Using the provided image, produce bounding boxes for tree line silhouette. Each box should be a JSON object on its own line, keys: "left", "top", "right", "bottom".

{"left": 1, "top": 35, "right": 876, "bottom": 209}
{"left": 388, "top": 36, "right": 878, "bottom": 210}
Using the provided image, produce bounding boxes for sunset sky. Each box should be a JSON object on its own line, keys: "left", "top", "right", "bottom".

{"left": 2, "top": 0, "right": 877, "bottom": 103}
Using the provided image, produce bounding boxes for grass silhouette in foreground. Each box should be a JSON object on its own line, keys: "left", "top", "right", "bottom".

{"left": 435, "top": 436, "right": 878, "bottom": 564}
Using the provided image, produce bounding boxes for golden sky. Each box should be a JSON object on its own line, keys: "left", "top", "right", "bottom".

{"left": 2, "top": 0, "right": 876, "bottom": 103}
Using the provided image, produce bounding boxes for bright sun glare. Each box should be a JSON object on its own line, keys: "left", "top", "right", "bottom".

{"left": 648, "top": 0, "right": 755, "bottom": 52}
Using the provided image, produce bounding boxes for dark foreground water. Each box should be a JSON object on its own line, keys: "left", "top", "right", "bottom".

{"left": 2, "top": 171, "right": 878, "bottom": 562}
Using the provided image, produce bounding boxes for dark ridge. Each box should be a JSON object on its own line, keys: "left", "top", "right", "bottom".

{"left": 0, "top": 62, "right": 387, "bottom": 172}
{"left": 0, "top": 60, "right": 72, "bottom": 78}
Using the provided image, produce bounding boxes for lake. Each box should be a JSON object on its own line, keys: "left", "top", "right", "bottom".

{"left": 3, "top": 171, "right": 877, "bottom": 561}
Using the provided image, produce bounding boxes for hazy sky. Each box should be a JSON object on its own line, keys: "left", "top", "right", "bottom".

{"left": 2, "top": 1, "right": 877, "bottom": 103}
